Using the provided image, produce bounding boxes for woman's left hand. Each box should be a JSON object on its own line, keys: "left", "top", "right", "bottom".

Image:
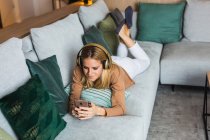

{"left": 75, "top": 103, "right": 97, "bottom": 120}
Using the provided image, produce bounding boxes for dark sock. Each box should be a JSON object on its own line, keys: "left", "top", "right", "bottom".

{"left": 115, "top": 20, "right": 125, "bottom": 35}
{"left": 125, "top": 6, "right": 133, "bottom": 29}
{"left": 110, "top": 8, "right": 125, "bottom": 34}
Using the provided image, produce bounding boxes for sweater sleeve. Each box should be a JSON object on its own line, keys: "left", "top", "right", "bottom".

{"left": 104, "top": 66, "right": 127, "bottom": 116}
{"left": 69, "top": 66, "right": 83, "bottom": 113}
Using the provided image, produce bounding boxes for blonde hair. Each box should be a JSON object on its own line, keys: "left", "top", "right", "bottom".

{"left": 78, "top": 44, "right": 112, "bottom": 89}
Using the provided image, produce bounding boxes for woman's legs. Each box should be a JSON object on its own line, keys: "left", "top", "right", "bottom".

{"left": 116, "top": 42, "right": 128, "bottom": 57}
{"left": 112, "top": 25, "right": 150, "bottom": 79}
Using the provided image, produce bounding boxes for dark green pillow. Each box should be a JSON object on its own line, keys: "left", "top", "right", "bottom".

{"left": 26, "top": 55, "right": 68, "bottom": 116}
{"left": 0, "top": 75, "right": 66, "bottom": 140}
{"left": 98, "top": 15, "right": 120, "bottom": 55}
{"left": 136, "top": 2, "right": 186, "bottom": 43}
{"left": 83, "top": 26, "right": 113, "bottom": 55}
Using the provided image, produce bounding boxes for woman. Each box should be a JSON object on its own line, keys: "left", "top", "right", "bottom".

{"left": 69, "top": 24, "right": 150, "bottom": 120}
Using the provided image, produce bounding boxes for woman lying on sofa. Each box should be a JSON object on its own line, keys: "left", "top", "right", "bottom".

{"left": 69, "top": 22, "right": 150, "bottom": 120}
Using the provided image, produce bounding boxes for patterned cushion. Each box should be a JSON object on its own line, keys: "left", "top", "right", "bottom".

{"left": 65, "top": 86, "right": 130, "bottom": 108}
{"left": 0, "top": 75, "right": 66, "bottom": 140}
{"left": 0, "top": 37, "right": 31, "bottom": 139}
{"left": 26, "top": 55, "right": 68, "bottom": 116}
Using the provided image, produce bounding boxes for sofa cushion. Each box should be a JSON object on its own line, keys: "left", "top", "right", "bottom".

{"left": 183, "top": 0, "right": 210, "bottom": 42}
{"left": 160, "top": 40, "right": 210, "bottom": 86}
{"left": 30, "top": 13, "right": 84, "bottom": 87}
{"left": 0, "top": 75, "right": 66, "bottom": 140}
{"left": 78, "top": 0, "right": 109, "bottom": 30}
{"left": 55, "top": 114, "right": 144, "bottom": 140}
{"left": 22, "top": 36, "right": 38, "bottom": 62}
{"left": 125, "top": 41, "right": 163, "bottom": 140}
{"left": 26, "top": 55, "right": 68, "bottom": 116}
{"left": 0, "top": 38, "right": 31, "bottom": 98}
{"left": 83, "top": 26, "right": 112, "bottom": 55}
{"left": 136, "top": 2, "right": 186, "bottom": 43}
{"left": 129, "top": 11, "right": 138, "bottom": 39}
{"left": 98, "top": 14, "right": 119, "bottom": 55}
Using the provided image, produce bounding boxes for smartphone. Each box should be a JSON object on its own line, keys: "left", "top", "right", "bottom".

{"left": 75, "top": 100, "right": 91, "bottom": 108}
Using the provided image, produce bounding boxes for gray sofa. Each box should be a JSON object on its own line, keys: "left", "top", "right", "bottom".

{"left": 0, "top": 0, "right": 210, "bottom": 140}
{"left": 160, "top": 0, "right": 210, "bottom": 87}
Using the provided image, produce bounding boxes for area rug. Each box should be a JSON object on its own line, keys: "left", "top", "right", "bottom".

{"left": 147, "top": 85, "right": 206, "bottom": 140}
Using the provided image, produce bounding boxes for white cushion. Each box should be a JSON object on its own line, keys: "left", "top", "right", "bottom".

{"left": 22, "top": 35, "right": 39, "bottom": 62}
{"left": 30, "top": 13, "right": 84, "bottom": 87}
{"left": 78, "top": 0, "right": 109, "bottom": 30}
{"left": 22, "top": 35, "right": 33, "bottom": 53}
{"left": 183, "top": 0, "right": 210, "bottom": 42}
{"left": 0, "top": 38, "right": 31, "bottom": 98}
{"left": 0, "top": 37, "right": 31, "bottom": 139}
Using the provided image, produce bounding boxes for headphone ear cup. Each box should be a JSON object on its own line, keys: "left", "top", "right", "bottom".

{"left": 103, "top": 60, "right": 109, "bottom": 69}
{"left": 77, "top": 56, "right": 81, "bottom": 67}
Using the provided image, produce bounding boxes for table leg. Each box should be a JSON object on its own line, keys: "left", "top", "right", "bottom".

{"left": 203, "top": 75, "right": 209, "bottom": 140}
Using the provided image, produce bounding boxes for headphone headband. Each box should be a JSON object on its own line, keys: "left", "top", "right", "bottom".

{"left": 76, "top": 43, "right": 112, "bottom": 69}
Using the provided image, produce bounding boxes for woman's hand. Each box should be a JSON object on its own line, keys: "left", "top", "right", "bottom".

{"left": 74, "top": 103, "right": 97, "bottom": 120}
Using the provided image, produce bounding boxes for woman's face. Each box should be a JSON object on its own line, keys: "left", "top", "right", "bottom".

{"left": 82, "top": 58, "right": 103, "bottom": 82}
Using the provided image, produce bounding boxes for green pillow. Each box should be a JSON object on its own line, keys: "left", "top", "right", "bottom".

{"left": 0, "top": 75, "right": 66, "bottom": 140}
{"left": 26, "top": 55, "right": 68, "bottom": 116}
{"left": 98, "top": 15, "right": 120, "bottom": 55}
{"left": 83, "top": 25, "right": 113, "bottom": 55}
{"left": 65, "top": 86, "right": 130, "bottom": 108}
{"left": 136, "top": 2, "right": 186, "bottom": 43}
{"left": 0, "top": 127, "right": 15, "bottom": 140}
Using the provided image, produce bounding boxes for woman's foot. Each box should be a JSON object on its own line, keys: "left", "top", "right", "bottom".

{"left": 119, "top": 24, "right": 130, "bottom": 40}
{"left": 119, "top": 24, "right": 135, "bottom": 48}
{"left": 110, "top": 8, "right": 125, "bottom": 34}
{"left": 125, "top": 6, "right": 133, "bottom": 29}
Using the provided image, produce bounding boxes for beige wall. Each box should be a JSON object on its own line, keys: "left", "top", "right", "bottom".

{"left": 104, "top": 0, "right": 183, "bottom": 11}
{"left": 32, "top": 0, "right": 53, "bottom": 16}
{"left": 0, "top": 0, "right": 53, "bottom": 27}
{"left": 0, "top": 0, "right": 16, "bottom": 27}
{"left": 19, "top": 0, "right": 35, "bottom": 20}
{"left": 0, "top": 0, "right": 183, "bottom": 27}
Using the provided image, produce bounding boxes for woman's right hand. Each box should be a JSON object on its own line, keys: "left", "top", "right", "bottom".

{"left": 73, "top": 103, "right": 97, "bottom": 120}
{"left": 72, "top": 109, "right": 77, "bottom": 117}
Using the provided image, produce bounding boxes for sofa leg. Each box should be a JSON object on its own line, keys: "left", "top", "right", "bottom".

{"left": 171, "top": 85, "right": 175, "bottom": 92}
